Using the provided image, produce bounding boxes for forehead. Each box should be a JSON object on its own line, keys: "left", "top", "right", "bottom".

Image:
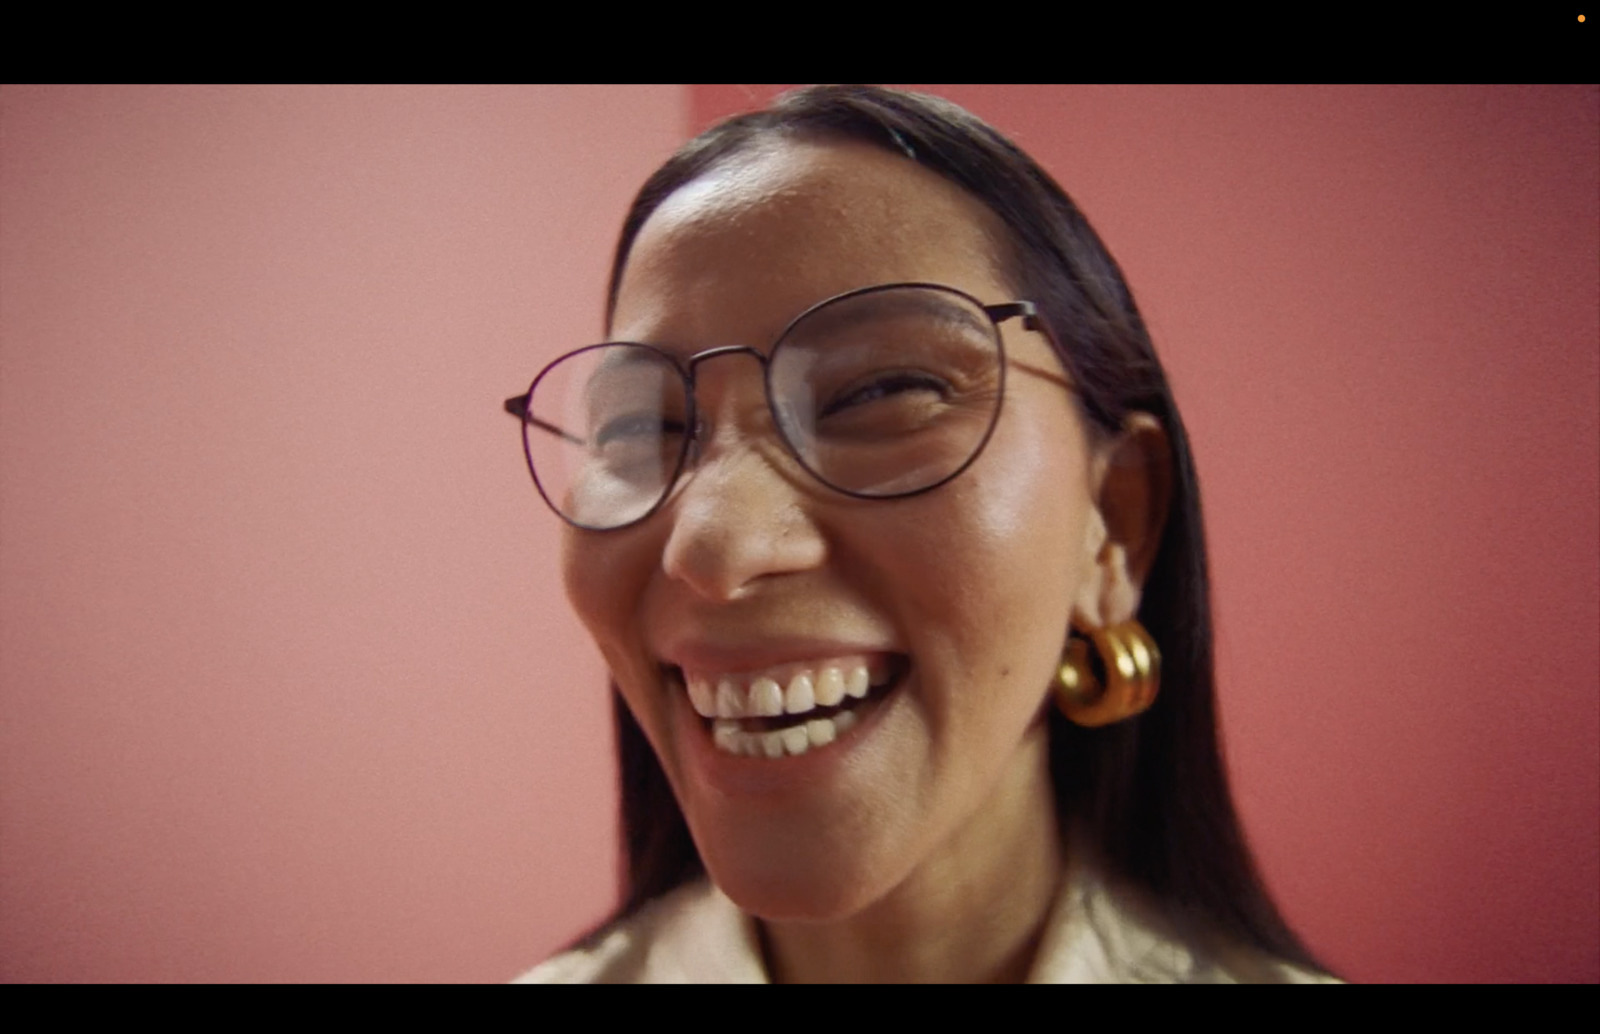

{"left": 611, "top": 139, "right": 1012, "bottom": 347}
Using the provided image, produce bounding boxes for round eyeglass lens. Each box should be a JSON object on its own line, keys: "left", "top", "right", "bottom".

{"left": 523, "top": 343, "right": 691, "bottom": 530}
{"left": 768, "top": 286, "right": 1005, "bottom": 498}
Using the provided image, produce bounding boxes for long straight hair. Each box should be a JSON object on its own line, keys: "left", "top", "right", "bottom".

{"left": 589, "top": 86, "right": 1321, "bottom": 972}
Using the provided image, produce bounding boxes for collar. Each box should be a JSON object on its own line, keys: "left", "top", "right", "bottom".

{"left": 517, "top": 857, "right": 1330, "bottom": 983}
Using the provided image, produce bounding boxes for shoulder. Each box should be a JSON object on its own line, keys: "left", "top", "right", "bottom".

{"left": 1030, "top": 857, "right": 1341, "bottom": 984}
{"left": 513, "top": 879, "right": 769, "bottom": 984}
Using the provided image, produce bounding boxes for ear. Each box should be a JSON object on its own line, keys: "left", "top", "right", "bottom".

{"left": 1071, "top": 413, "right": 1173, "bottom": 629}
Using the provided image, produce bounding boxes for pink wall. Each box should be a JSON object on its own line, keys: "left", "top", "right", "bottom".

{"left": 692, "top": 85, "right": 1600, "bottom": 983}
{"left": 3, "top": 85, "right": 1596, "bottom": 984}
{"left": 0, "top": 85, "right": 683, "bottom": 981}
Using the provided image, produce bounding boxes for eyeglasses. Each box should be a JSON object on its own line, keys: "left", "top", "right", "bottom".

{"left": 504, "top": 282, "right": 1062, "bottom": 532}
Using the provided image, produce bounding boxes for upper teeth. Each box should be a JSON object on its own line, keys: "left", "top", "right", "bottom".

{"left": 686, "top": 663, "right": 875, "bottom": 720}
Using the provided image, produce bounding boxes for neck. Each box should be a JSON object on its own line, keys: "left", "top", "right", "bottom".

{"left": 759, "top": 727, "right": 1063, "bottom": 984}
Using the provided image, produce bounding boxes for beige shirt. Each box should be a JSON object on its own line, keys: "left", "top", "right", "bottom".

{"left": 516, "top": 860, "right": 1337, "bottom": 984}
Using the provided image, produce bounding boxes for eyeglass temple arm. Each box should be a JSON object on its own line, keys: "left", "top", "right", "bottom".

{"left": 504, "top": 394, "right": 586, "bottom": 446}
{"left": 981, "top": 302, "right": 1077, "bottom": 396}
{"left": 983, "top": 301, "right": 1041, "bottom": 332}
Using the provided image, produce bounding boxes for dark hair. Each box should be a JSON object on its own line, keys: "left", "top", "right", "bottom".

{"left": 593, "top": 85, "right": 1322, "bottom": 972}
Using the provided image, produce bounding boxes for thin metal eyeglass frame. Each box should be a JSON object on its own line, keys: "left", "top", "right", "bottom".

{"left": 503, "top": 281, "right": 1053, "bottom": 532}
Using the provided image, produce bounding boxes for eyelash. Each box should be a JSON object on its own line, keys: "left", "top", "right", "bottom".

{"left": 820, "top": 371, "right": 950, "bottom": 417}
{"left": 596, "top": 414, "right": 688, "bottom": 446}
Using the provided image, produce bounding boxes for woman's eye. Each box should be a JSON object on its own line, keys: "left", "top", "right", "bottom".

{"left": 594, "top": 413, "right": 685, "bottom": 447}
{"left": 820, "top": 372, "right": 950, "bottom": 418}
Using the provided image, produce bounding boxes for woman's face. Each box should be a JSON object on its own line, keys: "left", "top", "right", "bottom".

{"left": 563, "top": 139, "right": 1109, "bottom": 921}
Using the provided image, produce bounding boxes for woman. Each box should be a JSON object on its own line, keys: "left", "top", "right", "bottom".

{"left": 510, "top": 86, "right": 1333, "bottom": 983}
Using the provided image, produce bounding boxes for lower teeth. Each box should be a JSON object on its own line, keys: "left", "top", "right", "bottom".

{"left": 713, "top": 708, "right": 860, "bottom": 758}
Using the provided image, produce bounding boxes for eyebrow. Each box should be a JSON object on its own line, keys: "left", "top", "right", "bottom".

{"left": 590, "top": 344, "right": 674, "bottom": 374}
{"left": 602, "top": 335, "right": 768, "bottom": 365}
{"left": 615, "top": 290, "right": 1000, "bottom": 358}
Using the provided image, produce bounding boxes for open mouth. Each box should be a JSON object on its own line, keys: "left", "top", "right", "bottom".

{"left": 664, "top": 654, "right": 909, "bottom": 759}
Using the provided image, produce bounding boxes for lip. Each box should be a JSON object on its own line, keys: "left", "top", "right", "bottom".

{"left": 657, "top": 636, "right": 903, "bottom": 678}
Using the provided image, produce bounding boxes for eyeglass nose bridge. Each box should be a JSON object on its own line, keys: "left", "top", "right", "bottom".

{"left": 684, "top": 344, "right": 769, "bottom": 374}
{"left": 675, "top": 344, "right": 775, "bottom": 451}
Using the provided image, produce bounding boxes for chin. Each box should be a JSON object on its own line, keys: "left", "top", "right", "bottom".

{"left": 710, "top": 864, "right": 876, "bottom": 924}
{"left": 693, "top": 823, "right": 900, "bottom": 924}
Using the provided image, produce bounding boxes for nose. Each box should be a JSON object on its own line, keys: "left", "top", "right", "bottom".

{"left": 659, "top": 424, "right": 827, "bottom": 604}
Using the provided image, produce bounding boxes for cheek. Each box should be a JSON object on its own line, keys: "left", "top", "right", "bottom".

{"left": 955, "top": 411, "right": 1089, "bottom": 568}
{"left": 559, "top": 534, "right": 601, "bottom": 635}
{"left": 974, "top": 427, "right": 1069, "bottom": 543}
{"left": 561, "top": 531, "right": 650, "bottom": 668}
{"left": 561, "top": 532, "right": 674, "bottom": 756}
{"left": 888, "top": 411, "right": 1092, "bottom": 673}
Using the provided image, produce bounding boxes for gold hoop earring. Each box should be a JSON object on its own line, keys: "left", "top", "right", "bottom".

{"left": 1054, "top": 620, "right": 1161, "bottom": 727}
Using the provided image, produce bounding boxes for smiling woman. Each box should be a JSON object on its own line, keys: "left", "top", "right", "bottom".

{"left": 508, "top": 86, "right": 1337, "bottom": 983}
